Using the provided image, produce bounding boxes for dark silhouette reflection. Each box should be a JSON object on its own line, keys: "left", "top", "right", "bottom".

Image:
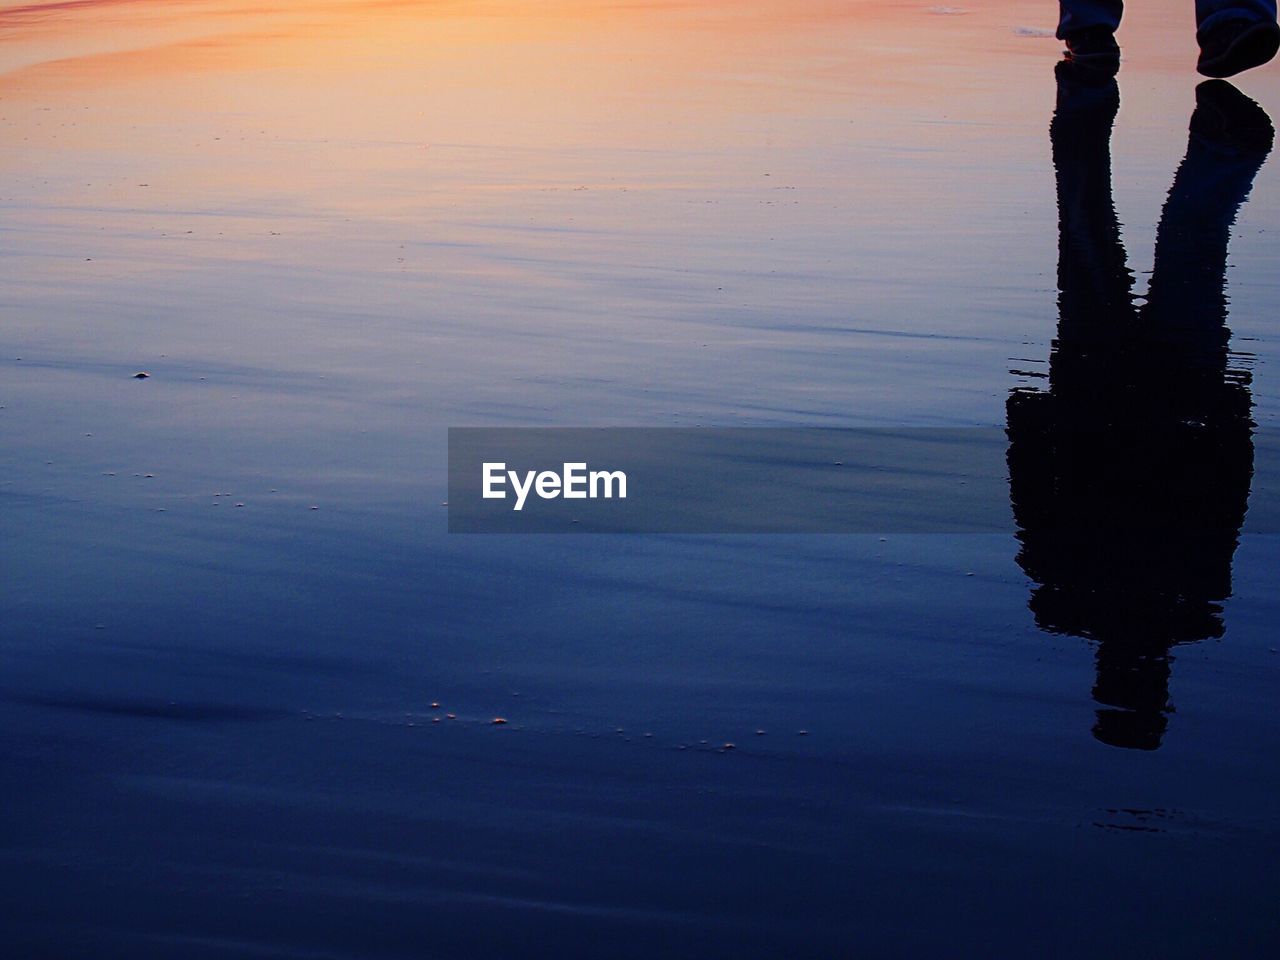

{"left": 1006, "top": 65, "right": 1272, "bottom": 750}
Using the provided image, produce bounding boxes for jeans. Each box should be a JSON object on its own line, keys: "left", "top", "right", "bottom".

{"left": 1057, "top": 0, "right": 1278, "bottom": 40}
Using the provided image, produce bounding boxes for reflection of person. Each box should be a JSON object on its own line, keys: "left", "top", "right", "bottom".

{"left": 1005, "top": 64, "right": 1272, "bottom": 750}
{"left": 1059, "top": 0, "right": 1280, "bottom": 76}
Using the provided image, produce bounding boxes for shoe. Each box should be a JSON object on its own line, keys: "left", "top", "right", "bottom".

{"left": 1190, "top": 79, "right": 1275, "bottom": 154}
{"left": 1197, "top": 19, "right": 1280, "bottom": 78}
{"left": 1062, "top": 26, "right": 1121, "bottom": 75}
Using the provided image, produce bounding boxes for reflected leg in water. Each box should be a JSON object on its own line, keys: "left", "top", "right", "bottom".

{"left": 1006, "top": 66, "right": 1272, "bottom": 750}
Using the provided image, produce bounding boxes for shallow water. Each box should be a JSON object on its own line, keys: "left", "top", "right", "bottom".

{"left": 2, "top": 1, "right": 1279, "bottom": 956}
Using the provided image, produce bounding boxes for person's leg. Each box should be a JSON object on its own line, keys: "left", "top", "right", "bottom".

{"left": 1196, "top": 0, "right": 1280, "bottom": 76}
{"left": 1057, "top": 0, "right": 1124, "bottom": 39}
{"left": 1196, "top": 0, "right": 1277, "bottom": 36}
{"left": 1145, "top": 80, "right": 1273, "bottom": 344}
{"left": 1047, "top": 62, "right": 1133, "bottom": 338}
{"left": 1058, "top": 0, "right": 1123, "bottom": 71}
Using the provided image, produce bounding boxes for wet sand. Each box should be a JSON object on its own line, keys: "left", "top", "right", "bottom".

{"left": 2, "top": 2, "right": 1279, "bottom": 956}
